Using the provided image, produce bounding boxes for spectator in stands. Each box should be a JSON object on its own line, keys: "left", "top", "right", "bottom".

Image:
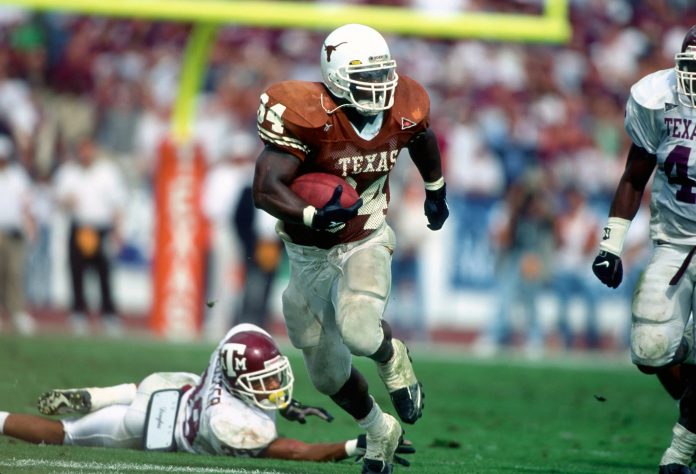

{"left": 0, "top": 49, "right": 39, "bottom": 166}
{"left": 0, "top": 135, "right": 36, "bottom": 335}
{"left": 54, "top": 134, "right": 127, "bottom": 336}
{"left": 445, "top": 107, "right": 505, "bottom": 288}
{"left": 24, "top": 168, "right": 54, "bottom": 308}
{"left": 475, "top": 175, "right": 555, "bottom": 357}
{"left": 551, "top": 185, "right": 601, "bottom": 349}
{"left": 233, "top": 183, "right": 283, "bottom": 332}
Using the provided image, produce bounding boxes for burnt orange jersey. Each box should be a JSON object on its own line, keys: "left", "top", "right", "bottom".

{"left": 257, "top": 75, "right": 430, "bottom": 248}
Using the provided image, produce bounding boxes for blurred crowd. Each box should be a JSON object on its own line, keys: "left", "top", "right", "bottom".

{"left": 0, "top": 0, "right": 694, "bottom": 352}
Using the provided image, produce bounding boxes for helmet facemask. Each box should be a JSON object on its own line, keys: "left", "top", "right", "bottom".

{"left": 229, "top": 354, "right": 294, "bottom": 410}
{"left": 219, "top": 329, "right": 295, "bottom": 411}
{"left": 330, "top": 61, "right": 398, "bottom": 116}
{"left": 676, "top": 46, "right": 696, "bottom": 108}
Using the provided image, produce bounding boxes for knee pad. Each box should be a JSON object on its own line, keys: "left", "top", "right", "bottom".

{"left": 338, "top": 296, "right": 385, "bottom": 356}
{"left": 337, "top": 245, "right": 390, "bottom": 356}
{"left": 282, "top": 287, "right": 324, "bottom": 349}
{"left": 631, "top": 326, "right": 687, "bottom": 368}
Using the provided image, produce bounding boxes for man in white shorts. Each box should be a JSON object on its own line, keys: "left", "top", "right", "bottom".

{"left": 592, "top": 24, "right": 696, "bottom": 474}
{"left": 0, "top": 323, "right": 413, "bottom": 465}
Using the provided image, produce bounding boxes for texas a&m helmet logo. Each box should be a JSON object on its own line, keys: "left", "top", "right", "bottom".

{"left": 220, "top": 343, "right": 247, "bottom": 378}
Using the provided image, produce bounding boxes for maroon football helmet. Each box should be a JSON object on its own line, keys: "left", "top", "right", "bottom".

{"left": 218, "top": 325, "right": 294, "bottom": 410}
{"left": 676, "top": 25, "right": 696, "bottom": 107}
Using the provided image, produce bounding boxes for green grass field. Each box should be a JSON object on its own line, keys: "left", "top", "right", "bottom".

{"left": 0, "top": 334, "right": 677, "bottom": 474}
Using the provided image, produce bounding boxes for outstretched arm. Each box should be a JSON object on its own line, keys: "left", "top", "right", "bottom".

{"left": 261, "top": 437, "right": 351, "bottom": 462}
{"left": 261, "top": 434, "right": 415, "bottom": 464}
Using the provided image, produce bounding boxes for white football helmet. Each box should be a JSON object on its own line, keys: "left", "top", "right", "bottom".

{"left": 320, "top": 24, "right": 398, "bottom": 116}
{"left": 675, "top": 26, "right": 696, "bottom": 108}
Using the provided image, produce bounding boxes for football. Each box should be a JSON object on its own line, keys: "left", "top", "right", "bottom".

{"left": 289, "top": 172, "right": 360, "bottom": 209}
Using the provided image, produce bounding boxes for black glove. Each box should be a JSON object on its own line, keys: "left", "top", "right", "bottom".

{"left": 355, "top": 434, "right": 416, "bottom": 467}
{"left": 312, "top": 185, "right": 363, "bottom": 230}
{"left": 592, "top": 250, "right": 623, "bottom": 288}
{"left": 424, "top": 184, "right": 449, "bottom": 230}
{"left": 279, "top": 399, "right": 334, "bottom": 424}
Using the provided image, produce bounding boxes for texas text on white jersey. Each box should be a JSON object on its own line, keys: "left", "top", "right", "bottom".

{"left": 174, "top": 327, "right": 278, "bottom": 456}
{"left": 625, "top": 68, "right": 696, "bottom": 245}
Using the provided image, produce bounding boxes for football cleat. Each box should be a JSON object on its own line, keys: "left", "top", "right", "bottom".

{"left": 377, "top": 339, "right": 424, "bottom": 424}
{"left": 658, "top": 464, "right": 696, "bottom": 474}
{"left": 362, "top": 413, "right": 402, "bottom": 474}
{"left": 37, "top": 389, "right": 92, "bottom": 416}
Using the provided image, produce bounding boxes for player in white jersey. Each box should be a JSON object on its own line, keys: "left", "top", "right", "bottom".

{"left": 0, "top": 323, "right": 414, "bottom": 465}
{"left": 592, "top": 25, "right": 696, "bottom": 474}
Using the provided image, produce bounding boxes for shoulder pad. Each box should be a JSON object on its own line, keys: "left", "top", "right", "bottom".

{"left": 630, "top": 68, "right": 677, "bottom": 110}
{"left": 264, "top": 81, "right": 330, "bottom": 130}
{"left": 390, "top": 75, "right": 430, "bottom": 129}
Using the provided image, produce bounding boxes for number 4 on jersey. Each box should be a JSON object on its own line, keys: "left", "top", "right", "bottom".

{"left": 665, "top": 145, "right": 696, "bottom": 204}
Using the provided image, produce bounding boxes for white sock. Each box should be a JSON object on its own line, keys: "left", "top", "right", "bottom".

{"left": 660, "top": 423, "right": 696, "bottom": 465}
{"left": 88, "top": 383, "right": 137, "bottom": 411}
{"left": 0, "top": 411, "right": 9, "bottom": 434}
{"left": 357, "top": 398, "right": 388, "bottom": 438}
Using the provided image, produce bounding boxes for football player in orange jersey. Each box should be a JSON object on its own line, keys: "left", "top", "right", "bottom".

{"left": 253, "top": 23, "right": 448, "bottom": 474}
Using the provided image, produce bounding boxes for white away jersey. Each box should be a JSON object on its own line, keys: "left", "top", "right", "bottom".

{"left": 625, "top": 68, "right": 696, "bottom": 244}
{"left": 174, "top": 327, "right": 277, "bottom": 456}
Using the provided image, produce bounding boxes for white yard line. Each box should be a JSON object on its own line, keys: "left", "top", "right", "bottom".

{"left": 0, "top": 458, "right": 285, "bottom": 474}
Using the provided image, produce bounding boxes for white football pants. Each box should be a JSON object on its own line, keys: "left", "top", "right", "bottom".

{"left": 631, "top": 242, "right": 696, "bottom": 367}
{"left": 62, "top": 372, "right": 199, "bottom": 448}
{"left": 281, "top": 224, "right": 395, "bottom": 395}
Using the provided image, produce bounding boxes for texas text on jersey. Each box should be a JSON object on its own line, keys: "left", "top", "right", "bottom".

{"left": 625, "top": 68, "right": 696, "bottom": 245}
{"left": 257, "top": 75, "right": 430, "bottom": 249}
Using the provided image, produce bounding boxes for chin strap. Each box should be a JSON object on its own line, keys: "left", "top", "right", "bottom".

{"left": 320, "top": 93, "right": 359, "bottom": 115}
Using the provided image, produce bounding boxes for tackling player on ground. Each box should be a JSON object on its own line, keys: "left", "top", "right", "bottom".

{"left": 592, "top": 24, "right": 696, "bottom": 474}
{"left": 253, "top": 23, "right": 448, "bottom": 474}
{"left": 0, "top": 323, "right": 413, "bottom": 465}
